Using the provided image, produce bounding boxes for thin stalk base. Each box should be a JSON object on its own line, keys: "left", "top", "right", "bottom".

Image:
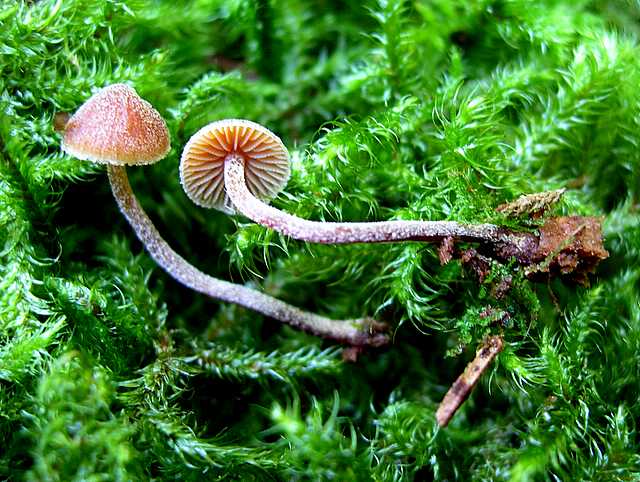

{"left": 107, "top": 165, "right": 389, "bottom": 347}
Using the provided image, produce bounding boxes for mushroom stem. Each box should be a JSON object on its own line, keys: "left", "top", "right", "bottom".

{"left": 224, "top": 154, "right": 509, "bottom": 245}
{"left": 107, "top": 165, "right": 389, "bottom": 347}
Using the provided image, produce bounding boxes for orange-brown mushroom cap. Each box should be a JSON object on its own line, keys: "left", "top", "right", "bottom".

{"left": 179, "top": 119, "right": 290, "bottom": 213}
{"left": 61, "top": 83, "right": 170, "bottom": 165}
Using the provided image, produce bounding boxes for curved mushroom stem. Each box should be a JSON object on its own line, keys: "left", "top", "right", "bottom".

{"left": 107, "top": 165, "right": 389, "bottom": 347}
{"left": 224, "top": 155, "right": 511, "bottom": 245}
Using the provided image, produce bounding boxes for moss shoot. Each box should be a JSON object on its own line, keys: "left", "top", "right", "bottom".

{"left": 1, "top": 0, "right": 639, "bottom": 480}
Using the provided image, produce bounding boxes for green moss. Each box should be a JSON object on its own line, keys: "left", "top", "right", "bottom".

{"left": 1, "top": 0, "right": 639, "bottom": 479}
{"left": 22, "top": 352, "right": 142, "bottom": 481}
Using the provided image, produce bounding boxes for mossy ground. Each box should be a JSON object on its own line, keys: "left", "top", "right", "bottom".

{"left": 1, "top": 0, "right": 639, "bottom": 480}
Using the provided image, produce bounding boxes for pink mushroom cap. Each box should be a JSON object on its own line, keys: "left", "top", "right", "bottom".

{"left": 61, "top": 83, "right": 170, "bottom": 165}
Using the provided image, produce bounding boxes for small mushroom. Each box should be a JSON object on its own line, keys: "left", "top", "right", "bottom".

{"left": 180, "top": 119, "right": 290, "bottom": 214}
{"left": 180, "top": 119, "right": 506, "bottom": 245}
{"left": 60, "top": 85, "right": 388, "bottom": 348}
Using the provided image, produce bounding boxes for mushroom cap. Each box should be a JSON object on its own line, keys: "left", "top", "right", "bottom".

{"left": 180, "top": 119, "right": 290, "bottom": 213}
{"left": 61, "top": 83, "right": 171, "bottom": 166}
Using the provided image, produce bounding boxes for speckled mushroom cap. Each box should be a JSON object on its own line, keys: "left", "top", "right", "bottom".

{"left": 179, "top": 119, "right": 290, "bottom": 213}
{"left": 61, "top": 83, "right": 170, "bottom": 165}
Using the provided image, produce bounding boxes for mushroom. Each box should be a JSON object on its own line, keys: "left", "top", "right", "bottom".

{"left": 179, "top": 119, "right": 509, "bottom": 246}
{"left": 60, "top": 84, "right": 388, "bottom": 347}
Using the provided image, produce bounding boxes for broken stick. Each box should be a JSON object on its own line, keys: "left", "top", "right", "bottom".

{"left": 436, "top": 335, "right": 504, "bottom": 427}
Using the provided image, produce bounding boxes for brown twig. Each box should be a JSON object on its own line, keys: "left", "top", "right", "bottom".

{"left": 436, "top": 335, "right": 504, "bottom": 427}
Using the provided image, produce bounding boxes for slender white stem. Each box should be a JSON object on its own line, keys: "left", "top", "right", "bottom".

{"left": 107, "top": 165, "right": 388, "bottom": 347}
{"left": 224, "top": 154, "right": 507, "bottom": 244}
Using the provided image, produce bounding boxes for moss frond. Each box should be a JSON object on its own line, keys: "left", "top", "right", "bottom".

{"left": 2, "top": 0, "right": 639, "bottom": 479}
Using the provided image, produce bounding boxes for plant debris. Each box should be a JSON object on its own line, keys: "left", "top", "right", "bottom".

{"left": 496, "top": 189, "right": 566, "bottom": 219}
{"left": 436, "top": 335, "right": 505, "bottom": 427}
{"left": 483, "top": 216, "right": 608, "bottom": 283}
